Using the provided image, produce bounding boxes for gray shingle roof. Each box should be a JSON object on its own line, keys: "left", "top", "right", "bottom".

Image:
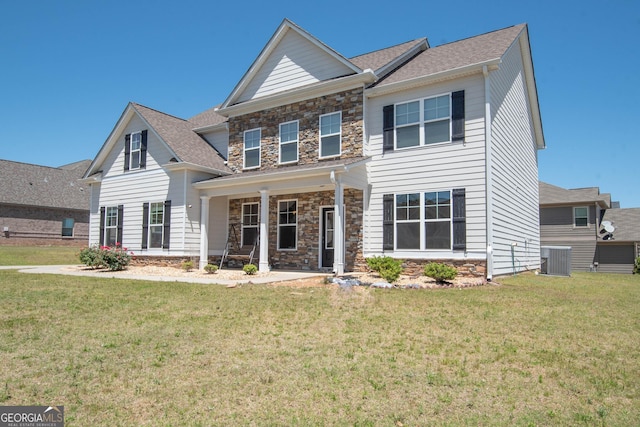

{"left": 373, "top": 24, "right": 526, "bottom": 87}
{"left": 132, "top": 103, "right": 230, "bottom": 173}
{"left": 539, "top": 182, "right": 611, "bottom": 208}
{"left": 601, "top": 208, "right": 640, "bottom": 242}
{"left": 188, "top": 105, "right": 227, "bottom": 129}
{"left": 349, "top": 38, "right": 426, "bottom": 74}
{"left": 0, "top": 159, "right": 91, "bottom": 210}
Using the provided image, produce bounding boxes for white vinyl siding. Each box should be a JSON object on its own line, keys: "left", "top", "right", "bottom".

{"left": 101, "top": 115, "right": 171, "bottom": 178}
{"left": 237, "top": 30, "right": 355, "bottom": 103}
{"left": 488, "top": 39, "right": 541, "bottom": 276}
{"left": 364, "top": 76, "right": 487, "bottom": 260}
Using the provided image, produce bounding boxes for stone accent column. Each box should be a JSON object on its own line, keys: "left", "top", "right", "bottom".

{"left": 199, "top": 196, "right": 210, "bottom": 270}
{"left": 332, "top": 172, "right": 344, "bottom": 275}
{"left": 259, "top": 189, "right": 270, "bottom": 272}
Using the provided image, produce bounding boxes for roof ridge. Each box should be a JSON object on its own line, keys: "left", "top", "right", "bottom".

{"left": 432, "top": 23, "right": 526, "bottom": 48}
{"left": 0, "top": 158, "right": 69, "bottom": 170}
{"left": 349, "top": 38, "right": 427, "bottom": 60}
{"left": 131, "top": 102, "right": 188, "bottom": 123}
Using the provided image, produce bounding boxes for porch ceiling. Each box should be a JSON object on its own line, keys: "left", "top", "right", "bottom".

{"left": 193, "top": 157, "right": 369, "bottom": 198}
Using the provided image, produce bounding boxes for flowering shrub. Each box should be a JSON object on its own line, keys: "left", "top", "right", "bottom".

{"left": 79, "top": 244, "right": 132, "bottom": 271}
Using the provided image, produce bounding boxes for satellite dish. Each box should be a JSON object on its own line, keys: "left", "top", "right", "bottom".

{"left": 602, "top": 220, "right": 612, "bottom": 227}
{"left": 604, "top": 223, "right": 615, "bottom": 233}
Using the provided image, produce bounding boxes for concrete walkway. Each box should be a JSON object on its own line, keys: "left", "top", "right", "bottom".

{"left": 0, "top": 265, "right": 330, "bottom": 286}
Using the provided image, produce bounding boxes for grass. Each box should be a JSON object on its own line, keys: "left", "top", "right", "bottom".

{"left": 0, "top": 270, "right": 638, "bottom": 425}
{"left": 0, "top": 245, "right": 81, "bottom": 266}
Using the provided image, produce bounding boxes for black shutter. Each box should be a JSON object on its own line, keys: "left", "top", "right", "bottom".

{"left": 451, "top": 90, "right": 465, "bottom": 142}
{"left": 99, "top": 206, "right": 105, "bottom": 246}
{"left": 140, "top": 130, "right": 148, "bottom": 169}
{"left": 383, "top": 105, "right": 395, "bottom": 152}
{"left": 141, "top": 203, "right": 149, "bottom": 249}
{"left": 116, "top": 205, "right": 124, "bottom": 246}
{"left": 124, "top": 134, "right": 131, "bottom": 171}
{"left": 163, "top": 200, "right": 171, "bottom": 249}
{"left": 452, "top": 188, "right": 466, "bottom": 250}
{"left": 383, "top": 194, "right": 394, "bottom": 250}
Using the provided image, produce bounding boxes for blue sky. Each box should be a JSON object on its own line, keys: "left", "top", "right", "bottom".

{"left": 1, "top": 0, "right": 638, "bottom": 207}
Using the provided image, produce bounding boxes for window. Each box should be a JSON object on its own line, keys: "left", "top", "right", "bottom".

{"left": 142, "top": 201, "right": 171, "bottom": 249}
{"left": 384, "top": 91, "right": 464, "bottom": 152}
{"left": 574, "top": 206, "right": 589, "bottom": 227}
{"left": 242, "top": 203, "right": 259, "bottom": 247}
{"left": 244, "top": 128, "right": 261, "bottom": 169}
{"left": 319, "top": 112, "right": 341, "bottom": 158}
{"left": 279, "top": 121, "right": 298, "bottom": 164}
{"left": 148, "top": 202, "right": 164, "bottom": 248}
{"left": 387, "top": 190, "right": 457, "bottom": 251}
{"left": 278, "top": 200, "right": 297, "bottom": 250}
{"left": 124, "top": 130, "right": 147, "bottom": 171}
{"left": 62, "top": 218, "right": 74, "bottom": 237}
{"left": 424, "top": 191, "right": 451, "bottom": 249}
{"left": 104, "top": 206, "right": 119, "bottom": 246}
{"left": 130, "top": 132, "right": 142, "bottom": 169}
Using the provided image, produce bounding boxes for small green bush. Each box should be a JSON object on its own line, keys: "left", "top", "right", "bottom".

{"left": 366, "top": 256, "right": 403, "bottom": 283}
{"left": 424, "top": 262, "right": 458, "bottom": 283}
{"left": 634, "top": 257, "right": 640, "bottom": 274}
{"left": 204, "top": 263, "right": 218, "bottom": 274}
{"left": 79, "top": 246, "right": 102, "bottom": 269}
{"left": 181, "top": 260, "right": 194, "bottom": 272}
{"left": 243, "top": 264, "right": 258, "bottom": 275}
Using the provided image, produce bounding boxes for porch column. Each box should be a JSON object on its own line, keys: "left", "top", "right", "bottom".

{"left": 333, "top": 175, "right": 345, "bottom": 275}
{"left": 199, "top": 196, "right": 210, "bottom": 270}
{"left": 259, "top": 189, "right": 270, "bottom": 272}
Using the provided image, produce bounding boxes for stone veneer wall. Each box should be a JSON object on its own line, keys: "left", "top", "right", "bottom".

{"left": 225, "top": 189, "right": 363, "bottom": 271}
{"left": 226, "top": 87, "right": 364, "bottom": 173}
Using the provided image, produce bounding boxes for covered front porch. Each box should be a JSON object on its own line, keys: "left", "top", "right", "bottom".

{"left": 193, "top": 159, "right": 369, "bottom": 275}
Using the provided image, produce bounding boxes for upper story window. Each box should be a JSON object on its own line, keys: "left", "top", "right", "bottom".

{"left": 319, "top": 111, "right": 341, "bottom": 158}
{"left": 279, "top": 121, "right": 299, "bottom": 164}
{"left": 396, "top": 94, "right": 451, "bottom": 148}
{"left": 130, "top": 132, "right": 142, "bottom": 169}
{"left": 383, "top": 91, "right": 464, "bottom": 152}
{"left": 244, "top": 128, "right": 261, "bottom": 169}
{"left": 124, "top": 130, "right": 147, "bottom": 171}
{"left": 574, "top": 206, "right": 589, "bottom": 227}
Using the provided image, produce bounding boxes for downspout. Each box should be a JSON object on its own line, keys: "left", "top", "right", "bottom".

{"left": 183, "top": 169, "right": 188, "bottom": 253}
{"left": 483, "top": 65, "right": 495, "bottom": 281}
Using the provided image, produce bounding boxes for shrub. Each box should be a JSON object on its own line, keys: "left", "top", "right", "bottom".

{"left": 79, "top": 246, "right": 102, "bottom": 269}
{"left": 181, "top": 260, "right": 194, "bottom": 272}
{"left": 204, "top": 263, "right": 218, "bottom": 274}
{"left": 366, "top": 256, "right": 403, "bottom": 283}
{"left": 243, "top": 264, "right": 258, "bottom": 275}
{"left": 79, "top": 244, "right": 132, "bottom": 271}
{"left": 634, "top": 257, "right": 640, "bottom": 274}
{"left": 423, "top": 262, "right": 458, "bottom": 283}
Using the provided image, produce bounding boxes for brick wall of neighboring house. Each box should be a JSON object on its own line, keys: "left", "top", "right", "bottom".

{"left": 225, "top": 189, "right": 364, "bottom": 270}
{"left": 226, "top": 88, "right": 364, "bottom": 172}
{"left": 0, "top": 204, "right": 89, "bottom": 246}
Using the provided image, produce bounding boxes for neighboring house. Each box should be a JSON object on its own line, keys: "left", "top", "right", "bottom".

{"left": 539, "top": 181, "right": 639, "bottom": 273}
{"left": 83, "top": 19, "right": 545, "bottom": 279}
{"left": 0, "top": 159, "right": 91, "bottom": 246}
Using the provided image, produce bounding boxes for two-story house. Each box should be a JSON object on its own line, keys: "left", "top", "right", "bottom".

{"left": 83, "top": 19, "right": 545, "bottom": 280}
{"left": 540, "top": 181, "right": 640, "bottom": 273}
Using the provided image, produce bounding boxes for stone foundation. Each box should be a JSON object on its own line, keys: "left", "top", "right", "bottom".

{"left": 357, "top": 257, "right": 487, "bottom": 279}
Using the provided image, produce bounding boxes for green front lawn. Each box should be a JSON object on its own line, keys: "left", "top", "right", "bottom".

{"left": 0, "top": 245, "right": 81, "bottom": 265}
{"left": 0, "top": 271, "right": 638, "bottom": 425}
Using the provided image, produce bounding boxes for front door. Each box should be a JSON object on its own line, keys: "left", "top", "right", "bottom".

{"left": 321, "top": 207, "right": 334, "bottom": 269}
